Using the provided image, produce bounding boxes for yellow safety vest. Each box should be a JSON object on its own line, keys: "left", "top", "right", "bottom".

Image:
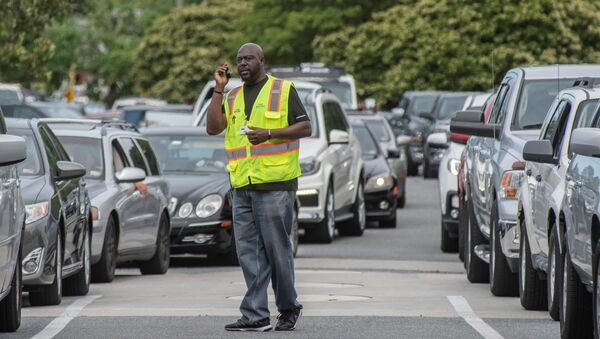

{"left": 224, "top": 75, "right": 301, "bottom": 188}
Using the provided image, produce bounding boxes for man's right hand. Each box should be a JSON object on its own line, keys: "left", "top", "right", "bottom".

{"left": 214, "top": 63, "right": 230, "bottom": 91}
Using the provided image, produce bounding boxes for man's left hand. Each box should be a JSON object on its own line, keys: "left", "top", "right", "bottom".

{"left": 246, "top": 126, "right": 270, "bottom": 145}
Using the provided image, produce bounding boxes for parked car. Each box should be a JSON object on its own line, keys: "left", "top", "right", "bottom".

{"left": 111, "top": 97, "right": 167, "bottom": 111}
{"left": 0, "top": 83, "right": 39, "bottom": 105}
{"left": 121, "top": 104, "right": 193, "bottom": 128}
{"left": 7, "top": 118, "right": 91, "bottom": 306}
{"left": 45, "top": 119, "right": 172, "bottom": 282}
{"left": 30, "top": 102, "right": 85, "bottom": 118}
{"left": 347, "top": 111, "right": 408, "bottom": 208}
{"left": 519, "top": 85, "right": 600, "bottom": 321}
{"left": 349, "top": 118, "right": 399, "bottom": 227}
{"left": 391, "top": 91, "right": 445, "bottom": 175}
{"left": 560, "top": 125, "right": 600, "bottom": 338}
{"left": 436, "top": 93, "right": 494, "bottom": 252}
{"left": 195, "top": 80, "right": 366, "bottom": 244}
{"left": 144, "top": 127, "right": 301, "bottom": 261}
{"left": 0, "top": 111, "right": 27, "bottom": 332}
{"left": 451, "top": 65, "right": 600, "bottom": 297}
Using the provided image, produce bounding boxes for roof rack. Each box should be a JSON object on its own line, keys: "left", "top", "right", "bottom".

{"left": 572, "top": 78, "right": 594, "bottom": 89}
{"left": 40, "top": 118, "right": 138, "bottom": 135}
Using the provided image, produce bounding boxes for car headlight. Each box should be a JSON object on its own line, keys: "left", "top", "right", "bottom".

{"left": 365, "top": 173, "right": 393, "bottom": 192}
{"left": 168, "top": 197, "right": 178, "bottom": 215}
{"left": 300, "top": 157, "right": 321, "bottom": 176}
{"left": 25, "top": 202, "right": 49, "bottom": 224}
{"left": 195, "top": 194, "right": 223, "bottom": 218}
{"left": 500, "top": 170, "right": 524, "bottom": 199}
{"left": 448, "top": 159, "right": 460, "bottom": 176}
{"left": 178, "top": 202, "right": 193, "bottom": 218}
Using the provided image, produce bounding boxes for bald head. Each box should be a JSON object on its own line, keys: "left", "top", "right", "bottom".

{"left": 236, "top": 42, "right": 266, "bottom": 84}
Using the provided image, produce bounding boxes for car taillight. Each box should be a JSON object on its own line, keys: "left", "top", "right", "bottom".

{"left": 450, "top": 132, "right": 469, "bottom": 144}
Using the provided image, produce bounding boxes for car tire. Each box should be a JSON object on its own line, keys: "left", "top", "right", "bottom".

{"left": 63, "top": 227, "right": 91, "bottom": 296}
{"left": 407, "top": 154, "right": 419, "bottom": 176}
{"left": 0, "top": 245, "right": 21, "bottom": 332}
{"left": 29, "top": 227, "right": 62, "bottom": 306}
{"left": 465, "top": 197, "right": 489, "bottom": 283}
{"left": 560, "top": 247, "right": 593, "bottom": 338}
{"left": 518, "top": 218, "right": 546, "bottom": 309}
{"left": 305, "top": 184, "right": 335, "bottom": 243}
{"left": 458, "top": 204, "right": 467, "bottom": 262}
{"left": 489, "top": 201, "right": 518, "bottom": 296}
{"left": 422, "top": 158, "right": 431, "bottom": 178}
{"left": 139, "top": 214, "right": 170, "bottom": 275}
{"left": 593, "top": 239, "right": 600, "bottom": 339}
{"left": 92, "top": 217, "right": 118, "bottom": 283}
{"left": 380, "top": 209, "right": 397, "bottom": 228}
{"left": 338, "top": 182, "right": 366, "bottom": 236}
{"left": 397, "top": 180, "right": 406, "bottom": 209}
{"left": 547, "top": 226, "right": 562, "bottom": 321}
{"left": 441, "top": 219, "right": 458, "bottom": 253}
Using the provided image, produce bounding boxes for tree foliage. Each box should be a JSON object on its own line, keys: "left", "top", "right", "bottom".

{"left": 132, "top": 0, "right": 250, "bottom": 103}
{"left": 314, "top": 0, "right": 600, "bottom": 107}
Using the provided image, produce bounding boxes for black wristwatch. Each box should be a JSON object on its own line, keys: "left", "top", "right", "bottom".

{"left": 268, "top": 129, "right": 272, "bottom": 139}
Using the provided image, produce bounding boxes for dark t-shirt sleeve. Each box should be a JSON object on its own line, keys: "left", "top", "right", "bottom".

{"left": 287, "top": 86, "right": 310, "bottom": 126}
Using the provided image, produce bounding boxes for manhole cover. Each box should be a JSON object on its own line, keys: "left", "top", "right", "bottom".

{"left": 226, "top": 294, "right": 372, "bottom": 302}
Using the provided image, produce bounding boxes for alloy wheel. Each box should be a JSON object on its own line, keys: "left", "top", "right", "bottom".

{"left": 326, "top": 189, "right": 335, "bottom": 239}
{"left": 84, "top": 232, "right": 90, "bottom": 287}
{"left": 520, "top": 237, "right": 526, "bottom": 294}
{"left": 550, "top": 245, "right": 556, "bottom": 306}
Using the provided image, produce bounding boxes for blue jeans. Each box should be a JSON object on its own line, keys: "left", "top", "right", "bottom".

{"left": 232, "top": 189, "right": 302, "bottom": 322}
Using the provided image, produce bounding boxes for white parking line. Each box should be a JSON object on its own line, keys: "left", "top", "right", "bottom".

{"left": 31, "top": 295, "right": 101, "bottom": 339}
{"left": 447, "top": 295, "right": 504, "bottom": 339}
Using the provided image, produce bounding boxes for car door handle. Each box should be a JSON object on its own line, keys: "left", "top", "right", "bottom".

{"left": 535, "top": 174, "right": 542, "bottom": 182}
{"left": 526, "top": 169, "right": 532, "bottom": 177}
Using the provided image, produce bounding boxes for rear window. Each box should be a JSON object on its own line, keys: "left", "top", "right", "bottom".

{"left": 409, "top": 95, "right": 437, "bottom": 115}
{"left": 436, "top": 96, "right": 468, "bottom": 120}
{"left": 365, "top": 120, "right": 391, "bottom": 142}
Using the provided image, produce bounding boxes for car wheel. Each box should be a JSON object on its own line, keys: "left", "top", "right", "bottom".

{"left": 547, "top": 226, "right": 562, "bottom": 321}
{"left": 422, "top": 158, "right": 431, "bottom": 178}
{"left": 440, "top": 218, "right": 458, "bottom": 252}
{"left": 458, "top": 204, "right": 466, "bottom": 262}
{"left": 92, "top": 217, "right": 118, "bottom": 283}
{"left": 63, "top": 227, "right": 91, "bottom": 296}
{"left": 406, "top": 153, "right": 418, "bottom": 176}
{"left": 305, "top": 184, "right": 335, "bottom": 243}
{"left": 593, "top": 239, "right": 600, "bottom": 338}
{"left": 0, "top": 245, "right": 21, "bottom": 332}
{"left": 139, "top": 214, "right": 170, "bottom": 275}
{"left": 29, "top": 227, "right": 62, "bottom": 306}
{"left": 518, "top": 217, "right": 546, "bottom": 309}
{"left": 397, "top": 180, "right": 406, "bottom": 209}
{"left": 465, "top": 197, "right": 489, "bottom": 283}
{"left": 560, "top": 245, "right": 593, "bottom": 338}
{"left": 338, "top": 182, "right": 366, "bottom": 236}
{"left": 489, "top": 201, "right": 518, "bottom": 296}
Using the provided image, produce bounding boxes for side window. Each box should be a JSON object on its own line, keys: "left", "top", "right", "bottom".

{"left": 38, "top": 126, "right": 60, "bottom": 176}
{"left": 549, "top": 102, "right": 571, "bottom": 158}
{"left": 542, "top": 101, "right": 568, "bottom": 142}
{"left": 135, "top": 138, "right": 160, "bottom": 176}
{"left": 41, "top": 125, "right": 70, "bottom": 162}
{"left": 490, "top": 79, "right": 515, "bottom": 124}
{"left": 331, "top": 103, "right": 349, "bottom": 132}
{"left": 487, "top": 85, "right": 509, "bottom": 124}
{"left": 111, "top": 140, "right": 129, "bottom": 173}
{"left": 118, "top": 137, "right": 149, "bottom": 175}
{"left": 322, "top": 102, "right": 336, "bottom": 141}
{"left": 0, "top": 110, "right": 5, "bottom": 134}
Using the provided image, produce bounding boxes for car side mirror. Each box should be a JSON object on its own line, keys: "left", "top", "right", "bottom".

{"left": 387, "top": 149, "right": 401, "bottom": 159}
{"left": 522, "top": 140, "right": 557, "bottom": 164}
{"left": 55, "top": 161, "right": 87, "bottom": 180}
{"left": 570, "top": 128, "right": 600, "bottom": 157}
{"left": 396, "top": 135, "right": 411, "bottom": 146}
{"left": 418, "top": 112, "right": 434, "bottom": 120}
{"left": 392, "top": 107, "right": 405, "bottom": 117}
{"left": 450, "top": 110, "right": 501, "bottom": 139}
{"left": 116, "top": 167, "right": 146, "bottom": 183}
{"left": 427, "top": 132, "right": 448, "bottom": 146}
{"left": 0, "top": 135, "right": 27, "bottom": 166}
{"left": 329, "top": 129, "right": 349, "bottom": 144}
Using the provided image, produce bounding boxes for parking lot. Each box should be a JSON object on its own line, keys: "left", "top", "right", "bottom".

{"left": 3, "top": 178, "right": 557, "bottom": 339}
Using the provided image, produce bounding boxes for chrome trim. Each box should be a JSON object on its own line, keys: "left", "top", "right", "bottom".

{"left": 188, "top": 220, "right": 224, "bottom": 228}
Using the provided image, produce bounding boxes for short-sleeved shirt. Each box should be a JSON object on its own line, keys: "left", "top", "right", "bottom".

{"left": 223, "top": 76, "right": 309, "bottom": 191}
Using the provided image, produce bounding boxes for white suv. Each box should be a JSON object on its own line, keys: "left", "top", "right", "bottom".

{"left": 194, "top": 80, "right": 365, "bottom": 243}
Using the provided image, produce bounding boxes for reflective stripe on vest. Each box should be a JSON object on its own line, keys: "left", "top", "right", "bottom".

{"left": 226, "top": 147, "right": 247, "bottom": 160}
{"left": 268, "top": 79, "right": 284, "bottom": 112}
{"left": 227, "top": 87, "right": 242, "bottom": 114}
{"left": 250, "top": 139, "right": 300, "bottom": 157}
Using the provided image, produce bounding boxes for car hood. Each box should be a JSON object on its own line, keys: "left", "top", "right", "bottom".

{"left": 505, "top": 129, "right": 541, "bottom": 160}
{"left": 363, "top": 155, "right": 391, "bottom": 179}
{"left": 20, "top": 176, "right": 46, "bottom": 204}
{"left": 299, "top": 137, "right": 325, "bottom": 160}
{"left": 164, "top": 172, "right": 230, "bottom": 201}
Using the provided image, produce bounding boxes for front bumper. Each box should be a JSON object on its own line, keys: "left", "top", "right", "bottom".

{"left": 22, "top": 217, "right": 57, "bottom": 286}
{"left": 297, "top": 167, "right": 327, "bottom": 224}
{"left": 364, "top": 188, "right": 397, "bottom": 220}
{"left": 441, "top": 191, "right": 460, "bottom": 236}
{"left": 170, "top": 218, "right": 234, "bottom": 255}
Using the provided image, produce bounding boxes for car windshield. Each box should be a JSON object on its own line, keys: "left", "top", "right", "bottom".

{"left": 320, "top": 81, "right": 353, "bottom": 108}
{"left": 573, "top": 99, "right": 600, "bottom": 129}
{"left": 34, "top": 104, "right": 82, "bottom": 118}
{"left": 148, "top": 136, "right": 227, "bottom": 173}
{"left": 365, "top": 120, "right": 391, "bottom": 142}
{"left": 513, "top": 79, "right": 600, "bottom": 130}
{"left": 436, "top": 96, "right": 468, "bottom": 120}
{"left": 409, "top": 95, "right": 438, "bottom": 115}
{"left": 57, "top": 136, "right": 104, "bottom": 179}
{"left": 10, "top": 128, "right": 43, "bottom": 176}
{"left": 0, "top": 89, "right": 19, "bottom": 104}
{"left": 353, "top": 125, "right": 379, "bottom": 159}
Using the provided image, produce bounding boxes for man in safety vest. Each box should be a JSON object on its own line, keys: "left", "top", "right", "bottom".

{"left": 207, "top": 43, "right": 311, "bottom": 332}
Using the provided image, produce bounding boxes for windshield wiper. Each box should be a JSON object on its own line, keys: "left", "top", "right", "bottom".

{"left": 521, "top": 123, "right": 543, "bottom": 130}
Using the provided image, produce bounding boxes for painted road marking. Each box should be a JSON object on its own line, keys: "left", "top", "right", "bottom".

{"left": 31, "top": 295, "right": 101, "bottom": 339}
{"left": 447, "top": 295, "right": 504, "bottom": 339}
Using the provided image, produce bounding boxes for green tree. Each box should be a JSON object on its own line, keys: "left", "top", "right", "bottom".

{"left": 132, "top": 0, "right": 250, "bottom": 103}
{"left": 315, "top": 0, "right": 600, "bottom": 107}
{"left": 0, "top": 0, "right": 80, "bottom": 84}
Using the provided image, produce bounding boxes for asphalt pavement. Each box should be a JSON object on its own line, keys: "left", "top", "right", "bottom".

{"left": 9, "top": 177, "right": 559, "bottom": 339}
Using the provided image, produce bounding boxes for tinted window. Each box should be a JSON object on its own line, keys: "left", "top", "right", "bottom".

{"left": 148, "top": 136, "right": 227, "bottom": 173}
{"left": 1, "top": 105, "right": 43, "bottom": 119}
{"left": 542, "top": 101, "right": 568, "bottom": 141}
{"left": 135, "top": 138, "right": 160, "bottom": 176}
{"left": 436, "top": 96, "right": 468, "bottom": 120}
{"left": 409, "top": 95, "right": 437, "bottom": 115}
{"left": 38, "top": 127, "right": 61, "bottom": 176}
{"left": 353, "top": 126, "right": 379, "bottom": 159}
{"left": 323, "top": 102, "right": 337, "bottom": 141}
{"left": 320, "top": 82, "right": 353, "bottom": 108}
{"left": 10, "top": 128, "right": 43, "bottom": 176}
{"left": 112, "top": 140, "right": 129, "bottom": 173}
{"left": 574, "top": 99, "right": 599, "bottom": 129}
{"left": 58, "top": 136, "right": 104, "bottom": 179}
{"left": 365, "top": 120, "right": 391, "bottom": 142}
{"left": 324, "top": 102, "right": 348, "bottom": 132}
{"left": 488, "top": 82, "right": 512, "bottom": 124}
{"left": 119, "top": 137, "right": 149, "bottom": 175}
